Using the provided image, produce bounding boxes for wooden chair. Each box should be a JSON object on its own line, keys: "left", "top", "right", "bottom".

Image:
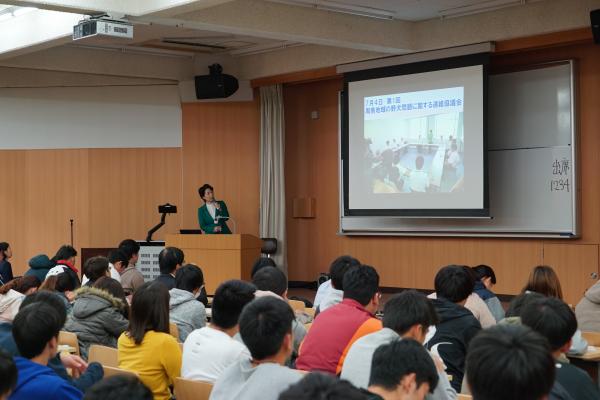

{"left": 174, "top": 377, "right": 213, "bottom": 400}
{"left": 288, "top": 299, "right": 305, "bottom": 312}
{"left": 58, "top": 331, "right": 80, "bottom": 356}
{"left": 582, "top": 331, "right": 600, "bottom": 347}
{"left": 457, "top": 395, "right": 473, "bottom": 400}
{"left": 169, "top": 322, "right": 180, "bottom": 340}
{"left": 88, "top": 344, "right": 118, "bottom": 367}
{"left": 103, "top": 366, "right": 139, "bottom": 379}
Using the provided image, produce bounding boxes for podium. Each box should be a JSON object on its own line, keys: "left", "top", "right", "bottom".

{"left": 165, "top": 234, "right": 262, "bottom": 294}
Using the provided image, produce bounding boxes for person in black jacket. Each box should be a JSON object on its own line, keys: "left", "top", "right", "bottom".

{"left": 426, "top": 265, "right": 481, "bottom": 392}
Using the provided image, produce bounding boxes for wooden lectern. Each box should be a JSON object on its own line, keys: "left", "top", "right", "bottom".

{"left": 165, "top": 234, "right": 262, "bottom": 294}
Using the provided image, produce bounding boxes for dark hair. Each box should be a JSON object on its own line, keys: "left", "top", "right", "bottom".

{"left": 0, "top": 349, "right": 17, "bottom": 396}
{"left": 434, "top": 265, "right": 474, "bottom": 303}
{"left": 211, "top": 280, "right": 256, "bottom": 329}
{"left": 118, "top": 239, "right": 140, "bottom": 262}
{"left": 108, "top": 249, "right": 130, "bottom": 268}
{"left": 83, "top": 375, "right": 153, "bottom": 400}
{"left": 522, "top": 265, "right": 563, "bottom": 300}
{"left": 0, "top": 275, "right": 41, "bottom": 295}
{"left": 342, "top": 265, "right": 379, "bottom": 306}
{"left": 158, "top": 247, "right": 184, "bottom": 274}
{"left": 250, "top": 257, "right": 277, "bottom": 278}
{"left": 0, "top": 242, "right": 9, "bottom": 261}
{"left": 20, "top": 290, "right": 67, "bottom": 327}
{"left": 40, "top": 270, "right": 76, "bottom": 293}
{"left": 383, "top": 290, "right": 438, "bottom": 335}
{"left": 239, "top": 296, "right": 295, "bottom": 360}
{"left": 415, "top": 155, "right": 425, "bottom": 169}
{"left": 472, "top": 264, "right": 497, "bottom": 285}
{"left": 94, "top": 277, "right": 127, "bottom": 306}
{"left": 51, "top": 245, "right": 77, "bottom": 262}
{"left": 279, "top": 373, "right": 367, "bottom": 400}
{"left": 252, "top": 266, "right": 287, "bottom": 297}
{"left": 175, "top": 265, "right": 204, "bottom": 293}
{"left": 83, "top": 256, "right": 110, "bottom": 283}
{"left": 505, "top": 292, "right": 545, "bottom": 318}
{"left": 128, "top": 282, "right": 170, "bottom": 345}
{"left": 13, "top": 302, "right": 63, "bottom": 358}
{"left": 369, "top": 339, "right": 438, "bottom": 393}
{"left": 466, "top": 325, "right": 554, "bottom": 400}
{"left": 520, "top": 297, "right": 577, "bottom": 351}
{"left": 198, "top": 184, "right": 214, "bottom": 201}
{"left": 329, "top": 255, "right": 361, "bottom": 290}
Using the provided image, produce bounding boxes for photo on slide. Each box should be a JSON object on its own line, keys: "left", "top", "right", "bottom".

{"left": 361, "top": 87, "right": 465, "bottom": 194}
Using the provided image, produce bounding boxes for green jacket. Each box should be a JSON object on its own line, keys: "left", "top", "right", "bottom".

{"left": 198, "top": 201, "right": 231, "bottom": 234}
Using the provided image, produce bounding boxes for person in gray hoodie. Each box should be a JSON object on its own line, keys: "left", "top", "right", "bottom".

{"left": 64, "top": 277, "right": 129, "bottom": 360}
{"left": 576, "top": 280, "right": 600, "bottom": 332}
{"left": 169, "top": 265, "right": 207, "bottom": 342}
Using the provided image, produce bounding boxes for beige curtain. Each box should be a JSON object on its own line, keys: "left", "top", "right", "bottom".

{"left": 259, "top": 85, "right": 287, "bottom": 272}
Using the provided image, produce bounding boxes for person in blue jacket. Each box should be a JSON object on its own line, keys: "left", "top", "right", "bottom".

{"left": 0, "top": 242, "right": 13, "bottom": 285}
{"left": 197, "top": 184, "right": 231, "bottom": 234}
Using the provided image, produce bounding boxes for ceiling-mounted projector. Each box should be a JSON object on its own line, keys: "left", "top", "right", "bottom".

{"left": 73, "top": 15, "right": 133, "bottom": 40}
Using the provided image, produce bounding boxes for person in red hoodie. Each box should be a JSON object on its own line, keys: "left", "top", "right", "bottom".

{"left": 296, "top": 265, "right": 382, "bottom": 374}
{"left": 50, "top": 245, "right": 81, "bottom": 290}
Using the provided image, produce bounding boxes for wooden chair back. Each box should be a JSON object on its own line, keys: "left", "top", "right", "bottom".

{"left": 582, "top": 331, "right": 600, "bottom": 347}
{"left": 58, "top": 331, "right": 80, "bottom": 356}
{"left": 103, "top": 366, "right": 139, "bottom": 379}
{"left": 288, "top": 299, "right": 305, "bottom": 312}
{"left": 174, "top": 377, "right": 213, "bottom": 400}
{"left": 88, "top": 344, "right": 118, "bottom": 367}
{"left": 169, "top": 322, "right": 180, "bottom": 340}
{"left": 457, "top": 395, "right": 473, "bottom": 400}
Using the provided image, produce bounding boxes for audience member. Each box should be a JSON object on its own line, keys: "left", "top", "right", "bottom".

{"left": 314, "top": 255, "right": 361, "bottom": 313}
{"left": 82, "top": 256, "right": 110, "bottom": 287}
{"left": 365, "top": 339, "right": 439, "bottom": 400}
{"left": 471, "top": 264, "right": 504, "bottom": 322}
{"left": 250, "top": 256, "right": 277, "bottom": 278}
{"left": 169, "top": 265, "right": 207, "bottom": 342}
{"left": 522, "top": 265, "right": 563, "bottom": 299}
{"left": 210, "top": 296, "right": 301, "bottom": 400}
{"left": 51, "top": 245, "right": 81, "bottom": 289}
{"left": 154, "top": 247, "right": 184, "bottom": 290}
{"left": 296, "top": 265, "right": 382, "bottom": 374}
{"left": 40, "top": 266, "right": 77, "bottom": 313}
{"left": 466, "top": 325, "right": 555, "bottom": 400}
{"left": 279, "top": 373, "right": 367, "bottom": 400}
{"left": 0, "top": 242, "right": 13, "bottom": 285}
{"left": 575, "top": 279, "right": 600, "bottom": 331}
{"left": 182, "top": 280, "right": 255, "bottom": 383}
{"left": 0, "top": 276, "right": 41, "bottom": 323}
{"left": 10, "top": 302, "right": 83, "bottom": 399}
{"left": 107, "top": 248, "right": 129, "bottom": 284}
{"left": 503, "top": 291, "right": 545, "bottom": 321}
{"left": 0, "top": 349, "right": 17, "bottom": 400}
{"left": 118, "top": 281, "right": 181, "bottom": 400}
{"left": 64, "top": 277, "right": 129, "bottom": 359}
{"left": 83, "top": 375, "right": 153, "bottom": 400}
{"left": 118, "top": 239, "right": 145, "bottom": 295}
{"left": 342, "top": 290, "right": 455, "bottom": 400}
{"left": 521, "top": 297, "right": 599, "bottom": 400}
{"left": 24, "top": 253, "right": 56, "bottom": 283}
{"left": 426, "top": 265, "right": 481, "bottom": 392}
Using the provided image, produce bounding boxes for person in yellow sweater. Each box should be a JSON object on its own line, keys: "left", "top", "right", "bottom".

{"left": 118, "top": 282, "right": 181, "bottom": 400}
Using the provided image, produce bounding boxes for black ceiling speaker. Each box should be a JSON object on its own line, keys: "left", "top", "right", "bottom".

{"left": 194, "top": 64, "right": 239, "bottom": 99}
{"left": 592, "top": 9, "right": 600, "bottom": 44}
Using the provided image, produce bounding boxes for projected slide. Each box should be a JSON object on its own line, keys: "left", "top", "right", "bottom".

{"left": 363, "top": 87, "right": 464, "bottom": 194}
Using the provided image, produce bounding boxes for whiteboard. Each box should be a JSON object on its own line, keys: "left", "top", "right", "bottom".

{"left": 340, "top": 61, "right": 578, "bottom": 237}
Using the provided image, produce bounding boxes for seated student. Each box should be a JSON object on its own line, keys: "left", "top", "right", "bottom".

{"left": 471, "top": 265, "right": 504, "bottom": 322}
{"left": 296, "top": 265, "right": 382, "bottom": 374}
{"left": 364, "top": 339, "right": 439, "bottom": 400}
{"left": 576, "top": 279, "right": 600, "bottom": 331}
{"left": 118, "top": 282, "right": 181, "bottom": 400}
{"left": 0, "top": 275, "right": 41, "bottom": 323}
{"left": 342, "top": 290, "right": 455, "bottom": 400}
{"left": 409, "top": 156, "right": 429, "bottom": 193}
{"left": 252, "top": 266, "right": 307, "bottom": 357}
{"left": 0, "top": 349, "right": 17, "bottom": 400}
{"left": 40, "top": 267, "right": 77, "bottom": 313}
{"left": 522, "top": 265, "right": 563, "bottom": 299}
{"left": 64, "top": 277, "right": 129, "bottom": 360}
{"left": 117, "top": 240, "right": 145, "bottom": 295}
{"left": 24, "top": 253, "right": 56, "bottom": 283}
{"left": 169, "top": 265, "right": 207, "bottom": 342}
{"left": 279, "top": 373, "right": 367, "bottom": 400}
{"left": 83, "top": 375, "right": 153, "bottom": 400}
{"left": 154, "top": 247, "right": 184, "bottom": 290}
{"left": 182, "top": 280, "right": 255, "bottom": 383}
{"left": 81, "top": 256, "right": 110, "bottom": 287}
{"left": 0, "top": 242, "right": 13, "bottom": 285}
{"left": 426, "top": 265, "right": 481, "bottom": 392}
{"left": 466, "top": 325, "right": 555, "bottom": 400}
{"left": 106, "top": 249, "right": 128, "bottom": 284}
{"left": 210, "top": 296, "right": 302, "bottom": 400}
{"left": 314, "top": 255, "right": 361, "bottom": 313}
{"left": 10, "top": 302, "right": 83, "bottom": 400}
{"left": 250, "top": 256, "right": 277, "bottom": 278}
{"left": 51, "top": 245, "right": 81, "bottom": 289}
{"left": 521, "top": 297, "right": 600, "bottom": 400}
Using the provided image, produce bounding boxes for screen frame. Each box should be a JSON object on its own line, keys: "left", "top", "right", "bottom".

{"left": 342, "top": 52, "right": 490, "bottom": 218}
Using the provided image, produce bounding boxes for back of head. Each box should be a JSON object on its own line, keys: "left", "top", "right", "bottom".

{"left": 118, "top": 239, "right": 140, "bottom": 263}
{"left": 369, "top": 339, "right": 438, "bottom": 394}
{"left": 108, "top": 248, "right": 129, "bottom": 268}
{"left": 329, "top": 255, "right": 361, "bottom": 290}
{"left": 158, "top": 247, "right": 184, "bottom": 275}
{"left": 523, "top": 265, "right": 563, "bottom": 300}
{"left": 239, "top": 296, "right": 295, "bottom": 360}
{"left": 40, "top": 269, "right": 76, "bottom": 293}
{"left": 383, "top": 290, "right": 438, "bottom": 335}
{"left": 13, "top": 302, "right": 62, "bottom": 359}
{"left": 175, "top": 264, "right": 204, "bottom": 293}
{"left": 94, "top": 277, "right": 127, "bottom": 304}
{"left": 0, "top": 275, "right": 41, "bottom": 295}
{"left": 83, "top": 375, "right": 153, "bottom": 400}
{"left": 505, "top": 292, "right": 545, "bottom": 318}
{"left": 434, "top": 265, "right": 474, "bottom": 303}
{"left": 84, "top": 256, "right": 110, "bottom": 282}
{"left": 279, "top": 373, "right": 367, "bottom": 400}
{"left": 472, "top": 264, "right": 496, "bottom": 284}
{"left": 466, "top": 324, "right": 554, "bottom": 400}
{"left": 211, "top": 280, "right": 256, "bottom": 329}
{"left": 250, "top": 257, "right": 277, "bottom": 278}
{"left": 252, "top": 266, "right": 287, "bottom": 297}
{"left": 342, "top": 265, "right": 379, "bottom": 306}
{"left": 129, "top": 282, "right": 170, "bottom": 344}
{"left": 0, "top": 349, "right": 17, "bottom": 397}
{"left": 20, "top": 290, "right": 67, "bottom": 327}
{"left": 520, "top": 297, "right": 577, "bottom": 352}
{"left": 51, "top": 245, "right": 77, "bottom": 262}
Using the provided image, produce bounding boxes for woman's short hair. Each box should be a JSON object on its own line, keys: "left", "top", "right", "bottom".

{"left": 198, "top": 184, "right": 214, "bottom": 200}
{"left": 522, "top": 265, "right": 563, "bottom": 300}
